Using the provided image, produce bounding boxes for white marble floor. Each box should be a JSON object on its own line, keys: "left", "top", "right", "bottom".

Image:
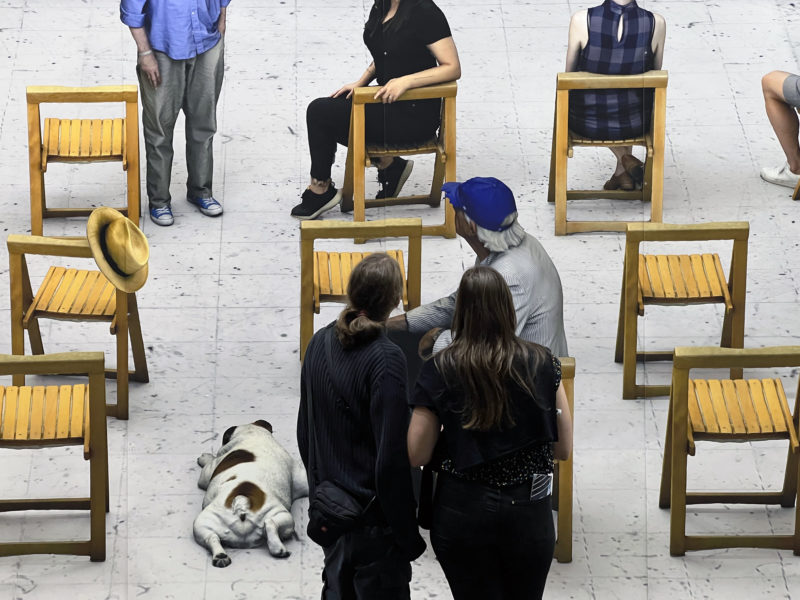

{"left": 1, "top": 0, "right": 800, "bottom": 598}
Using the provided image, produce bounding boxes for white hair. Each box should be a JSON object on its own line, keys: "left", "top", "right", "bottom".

{"left": 464, "top": 211, "right": 526, "bottom": 252}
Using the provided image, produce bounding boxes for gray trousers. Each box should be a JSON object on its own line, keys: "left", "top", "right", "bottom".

{"left": 137, "top": 38, "right": 224, "bottom": 209}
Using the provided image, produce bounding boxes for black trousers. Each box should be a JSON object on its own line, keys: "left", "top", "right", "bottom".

{"left": 306, "top": 95, "right": 440, "bottom": 180}
{"left": 321, "top": 525, "right": 412, "bottom": 600}
{"left": 431, "top": 475, "right": 556, "bottom": 600}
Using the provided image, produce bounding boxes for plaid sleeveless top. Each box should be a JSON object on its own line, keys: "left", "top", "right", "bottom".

{"left": 568, "top": 0, "right": 655, "bottom": 140}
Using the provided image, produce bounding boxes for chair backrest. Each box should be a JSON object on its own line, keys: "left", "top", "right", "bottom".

{"left": 350, "top": 81, "right": 457, "bottom": 146}
{"left": 299, "top": 218, "right": 422, "bottom": 360}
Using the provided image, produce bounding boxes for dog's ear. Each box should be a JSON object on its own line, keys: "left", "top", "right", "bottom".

{"left": 252, "top": 420, "right": 273, "bottom": 433}
{"left": 222, "top": 425, "right": 237, "bottom": 446}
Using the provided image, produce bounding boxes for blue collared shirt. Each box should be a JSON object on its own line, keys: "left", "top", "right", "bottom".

{"left": 120, "top": 0, "right": 231, "bottom": 61}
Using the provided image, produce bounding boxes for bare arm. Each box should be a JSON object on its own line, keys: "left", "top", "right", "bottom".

{"left": 374, "top": 36, "right": 461, "bottom": 103}
{"left": 565, "top": 9, "right": 588, "bottom": 72}
{"left": 332, "top": 62, "right": 377, "bottom": 99}
{"left": 128, "top": 27, "right": 160, "bottom": 87}
{"left": 407, "top": 407, "right": 440, "bottom": 468}
{"left": 552, "top": 383, "right": 572, "bottom": 461}
{"left": 651, "top": 13, "right": 666, "bottom": 70}
{"left": 218, "top": 6, "right": 227, "bottom": 36}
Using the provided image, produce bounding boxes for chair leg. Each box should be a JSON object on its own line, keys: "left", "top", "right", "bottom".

{"left": 115, "top": 292, "right": 129, "bottom": 421}
{"left": 794, "top": 177, "right": 800, "bottom": 201}
{"left": 669, "top": 430, "right": 688, "bottom": 556}
{"left": 341, "top": 147, "right": 354, "bottom": 213}
{"left": 642, "top": 154, "right": 654, "bottom": 204}
{"left": 621, "top": 304, "right": 640, "bottom": 399}
{"left": 720, "top": 305, "right": 744, "bottom": 380}
{"left": 27, "top": 318, "right": 45, "bottom": 355}
{"left": 780, "top": 445, "right": 799, "bottom": 508}
{"left": 614, "top": 275, "right": 626, "bottom": 364}
{"left": 553, "top": 455, "right": 573, "bottom": 563}
{"left": 89, "top": 451, "right": 107, "bottom": 562}
{"left": 429, "top": 155, "right": 446, "bottom": 207}
{"left": 128, "top": 295, "right": 149, "bottom": 383}
{"left": 794, "top": 457, "right": 800, "bottom": 555}
{"left": 659, "top": 397, "right": 674, "bottom": 509}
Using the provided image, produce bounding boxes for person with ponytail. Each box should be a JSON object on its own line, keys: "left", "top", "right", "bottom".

{"left": 297, "top": 252, "right": 425, "bottom": 599}
{"left": 407, "top": 266, "right": 573, "bottom": 600}
{"left": 291, "top": 0, "right": 460, "bottom": 220}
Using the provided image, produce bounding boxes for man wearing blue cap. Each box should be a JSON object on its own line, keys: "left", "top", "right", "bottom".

{"left": 389, "top": 177, "right": 568, "bottom": 358}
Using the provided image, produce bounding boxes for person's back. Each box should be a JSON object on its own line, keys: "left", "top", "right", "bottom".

{"left": 569, "top": 0, "right": 655, "bottom": 140}
{"left": 297, "top": 252, "right": 424, "bottom": 599}
{"left": 486, "top": 233, "right": 569, "bottom": 358}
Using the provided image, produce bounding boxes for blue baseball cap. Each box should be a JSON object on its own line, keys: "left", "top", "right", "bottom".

{"left": 441, "top": 177, "right": 517, "bottom": 232}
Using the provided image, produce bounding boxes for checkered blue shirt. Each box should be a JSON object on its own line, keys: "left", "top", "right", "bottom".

{"left": 568, "top": 0, "right": 655, "bottom": 140}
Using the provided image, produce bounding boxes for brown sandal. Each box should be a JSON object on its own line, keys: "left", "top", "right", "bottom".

{"left": 603, "top": 172, "right": 635, "bottom": 191}
{"left": 621, "top": 155, "right": 645, "bottom": 186}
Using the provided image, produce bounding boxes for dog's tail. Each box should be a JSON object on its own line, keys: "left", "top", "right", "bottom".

{"left": 225, "top": 481, "right": 266, "bottom": 521}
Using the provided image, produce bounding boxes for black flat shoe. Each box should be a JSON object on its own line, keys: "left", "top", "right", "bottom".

{"left": 291, "top": 184, "right": 342, "bottom": 220}
{"left": 376, "top": 157, "right": 414, "bottom": 199}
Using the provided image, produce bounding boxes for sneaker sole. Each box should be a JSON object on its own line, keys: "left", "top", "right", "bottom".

{"left": 760, "top": 171, "right": 800, "bottom": 189}
{"left": 392, "top": 159, "right": 414, "bottom": 198}
{"left": 292, "top": 188, "right": 342, "bottom": 221}
{"left": 150, "top": 214, "right": 174, "bottom": 226}
{"left": 187, "top": 198, "right": 223, "bottom": 216}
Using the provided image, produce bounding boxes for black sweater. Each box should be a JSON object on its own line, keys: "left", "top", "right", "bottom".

{"left": 297, "top": 323, "right": 425, "bottom": 560}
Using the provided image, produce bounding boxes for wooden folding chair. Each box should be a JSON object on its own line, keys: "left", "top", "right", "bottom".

{"left": 659, "top": 346, "right": 800, "bottom": 556}
{"left": 553, "top": 356, "right": 575, "bottom": 563}
{"left": 0, "top": 351, "right": 108, "bottom": 560}
{"left": 26, "top": 86, "right": 140, "bottom": 235}
{"left": 615, "top": 222, "right": 748, "bottom": 399}
{"left": 547, "top": 71, "right": 668, "bottom": 235}
{"left": 341, "top": 82, "right": 457, "bottom": 239}
{"left": 7, "top": 235, "right": 149, "bottom": 420}
{"left": 299, "top": 219, "right": 422, "bottom": 361}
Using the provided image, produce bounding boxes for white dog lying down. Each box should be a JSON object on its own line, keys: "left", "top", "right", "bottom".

{"left": 194, "top": 420, "right": 309, "bottom": 568}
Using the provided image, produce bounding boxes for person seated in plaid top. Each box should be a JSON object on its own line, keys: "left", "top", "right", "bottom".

{"left": 564, "top": 0, "right": 666, "bottom": 191}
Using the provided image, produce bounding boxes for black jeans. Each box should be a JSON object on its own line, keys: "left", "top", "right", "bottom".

{"left": 431, "top": 474, "right": 555, "bottom": 600}
{"left": 321, "top": 525, "right": 412, "bottom": 600}
{"left": 306, "top": 95, "right": 440, "bottom": 180}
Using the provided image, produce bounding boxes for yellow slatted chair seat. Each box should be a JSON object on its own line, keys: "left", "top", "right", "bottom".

{"left": 637, "top": 253, "right": 732, "bottom": 315}
{"left": 686, "top": 378, "right": 800, "bottom": 455}
{"left": 25, "top": 267, "right": 117, "bottom": 325}
{"left": 42, "top": 118, "right": 127, "bottom": 171}
{"left": 0, "top": 384, "right": 91, "bottom": 459}
{"left": 365, "top": 137, "right": 441, "bottom": 159}
{"left": 313, "top": 250, "right": 409, "bottom": 313}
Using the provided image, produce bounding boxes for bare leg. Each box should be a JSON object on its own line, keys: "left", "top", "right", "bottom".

{"left": 308, "top": 177, "right": 332, "bottom": 194}
{"left": 763, "top": 71, "right": 800, "bottom": 173}
{"left": 609, "top": 146, "right": 634, "bottom": 176}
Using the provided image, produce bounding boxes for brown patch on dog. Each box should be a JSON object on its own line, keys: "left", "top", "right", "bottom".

{"left": 211, "top": 450, "right": 255, "bottom": 480}
{"left": 226, "top": 475, "right": 237, "bottom": 482}
{"left": 253, "top": 419, "right": 273, "bottom": 433}
{"left": 225, "top": 481, "right": 266, "bottom": 513}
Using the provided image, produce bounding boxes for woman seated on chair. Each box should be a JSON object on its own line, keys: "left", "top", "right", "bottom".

{"left": 565, "top": 0, "right": 666, "bottom": 190}
{"left": 292, "top": 0, "right": 461, "bottom": 220}
{"left": 407, "top": 266, "right": 573, "bottom": 600}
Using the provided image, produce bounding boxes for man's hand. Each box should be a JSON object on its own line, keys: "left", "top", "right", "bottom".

{"left": 385, "top": 314, "right": 408, "bottom": 332}
{"left": 418, "top": 327, "right": 443, "bottom": 359}
{"left": 138, "top": 53, "right": 160, "bottom": 87}
{"left": 218, "top": 13, "right": 226, "bottom": 36}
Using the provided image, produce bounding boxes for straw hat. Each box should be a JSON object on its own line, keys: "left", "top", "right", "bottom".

{"left": 86, "top": 207, "right": 149, "bottom": 293}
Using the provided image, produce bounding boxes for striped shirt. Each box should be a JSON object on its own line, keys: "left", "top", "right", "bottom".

{"left": 406, "top": 234, "right": 569, "bottom": 357}
{"left": 568, "top": 0, "right": 655, "bottom": 140}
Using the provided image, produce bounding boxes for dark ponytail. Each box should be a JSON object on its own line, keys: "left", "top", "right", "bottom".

{"left": 336, "top": 253, "right": 403, "bottom": 349}
{"left": 364, "top": 0, "right": 421, "bottom": 38}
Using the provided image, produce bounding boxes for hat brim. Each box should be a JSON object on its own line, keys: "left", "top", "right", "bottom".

{"left": 441, "top": 181, "right": 464, "bottom": 210}
{"left": 87, "top": 207, "right": 149, "bottom": 293}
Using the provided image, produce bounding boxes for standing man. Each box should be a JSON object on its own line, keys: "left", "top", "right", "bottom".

{"left": 120, "top": 0, "right": 228, "bottom": 226}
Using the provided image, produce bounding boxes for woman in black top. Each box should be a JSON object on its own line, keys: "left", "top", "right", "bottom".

{"left": 298, "top": 253, "right": 425, "bottom": 599}
{"left": 408, "top": 266, "right": 573, "bottom": 600}
{"left": 291, "top": 0, "right": 461, "bottom": 220}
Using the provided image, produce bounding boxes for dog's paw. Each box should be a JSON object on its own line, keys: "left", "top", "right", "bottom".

{"left": 269, "top": 548, "right": 291, "bottom": 559}
{"left": 197, "top": 453, "right": 214, "bottom": 467}
{"left": 212, "top": 552, "right": 231, "bottom": 568}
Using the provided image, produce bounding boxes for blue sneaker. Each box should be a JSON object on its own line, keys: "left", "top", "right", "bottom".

{"left": 187, "top": 195, "right": 223, "bottom": 216}
{"left": 149, "top": 205, "right": 174, "bottom": 226}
